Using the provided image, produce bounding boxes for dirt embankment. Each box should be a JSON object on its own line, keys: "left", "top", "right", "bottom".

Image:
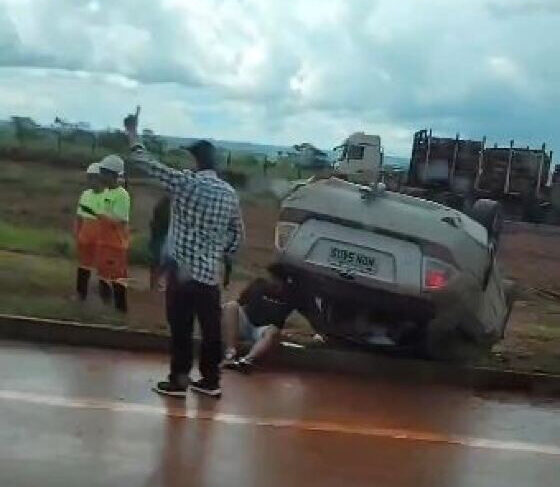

{"left": 2, "top": 158, "right": 560, "bottom": 373}
{"left": 499, "top": 222, "right": 560, "bottom": 292}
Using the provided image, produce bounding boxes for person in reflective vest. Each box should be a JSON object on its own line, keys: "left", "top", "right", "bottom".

{"left": 75, "top": 162, "right": 104, "bottom": 300}
{"left": 96, "top": 155, "right": 131, "bottom": 313}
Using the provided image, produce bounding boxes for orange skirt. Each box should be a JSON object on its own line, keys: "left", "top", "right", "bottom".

{"left": 77, "top": 243, "right": 97, "bottom": 270}
{"left": 97, "top": 245, "right": 128, "bottom": 283}
{"left": 76, "top": 220, "right": 99, "bottom": 270}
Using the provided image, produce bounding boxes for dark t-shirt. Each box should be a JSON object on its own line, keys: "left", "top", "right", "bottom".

{"left": 238, "top": 278, "right": 295, "bottom": 329}
{"left": 149, "top": 196, "right": 170, "bottom": 264}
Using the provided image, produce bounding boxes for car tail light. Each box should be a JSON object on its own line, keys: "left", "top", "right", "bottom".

{"left": 275, "top": 222, "right": 300, "bottom": 251}
{"left": 423, "top": 257, "right": 455, "bottom": 291}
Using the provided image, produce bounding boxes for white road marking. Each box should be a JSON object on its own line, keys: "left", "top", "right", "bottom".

{"left": 0, "top": 388, "right": 559, "bottom": 456}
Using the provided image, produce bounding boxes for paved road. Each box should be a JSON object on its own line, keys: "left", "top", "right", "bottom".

{"left": 0, "top": 340, "right": 558, "bottom": 487}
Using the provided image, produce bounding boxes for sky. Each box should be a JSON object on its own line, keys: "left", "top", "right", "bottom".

{"left": 0, "top": 0, "right": 558, "bottom": 156}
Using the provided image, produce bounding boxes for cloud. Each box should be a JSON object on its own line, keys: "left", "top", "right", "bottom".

{"left": 0, "top": 0, "right": 558, "bottom": 157}
{"left": 488, "top": 0, "right": 560, "bottom": 17}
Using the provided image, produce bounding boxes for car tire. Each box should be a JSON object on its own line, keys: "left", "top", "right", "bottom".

{"left": 470, "top": 199, "right": 503, "bottom": 245}
{"left": 424, "top": 312, "right": 492, "bottom": 363}
{"left": 315, "top": 299, "right": 375, "bottom": 347}
{"left": 301, "top": 295, "right": 352, "bottom": 341}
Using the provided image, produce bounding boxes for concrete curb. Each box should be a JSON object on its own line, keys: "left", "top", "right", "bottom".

{"left": 0, "top": 314, "right": 168, "bottom": 351}
{"left": 1, "top": 314, "right": 559, "bottom": 396}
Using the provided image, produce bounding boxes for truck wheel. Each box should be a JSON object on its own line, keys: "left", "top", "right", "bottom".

{"left": 470, "top": 199, "right": 502, "bottom": 245}
{"left": 424, "top": 313, "right": 491, "bottom": 363}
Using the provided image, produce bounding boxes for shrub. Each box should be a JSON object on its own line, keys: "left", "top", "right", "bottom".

{"left": 97, "top": 130, "right": 128, "bottom": 153}
{"left": 220, "top": 169, "right": 248, "bottom": 189}
{"left": 129, "top": 233, "right": 151, "bottom": 266}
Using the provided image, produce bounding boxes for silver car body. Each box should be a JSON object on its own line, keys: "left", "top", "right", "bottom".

{"left": 275, "top": 176, "right": 510, "bottom": 349}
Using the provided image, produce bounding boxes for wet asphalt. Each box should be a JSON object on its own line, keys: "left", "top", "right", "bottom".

{"left": 0, "top": 340, "right": 558, "bottom": 487}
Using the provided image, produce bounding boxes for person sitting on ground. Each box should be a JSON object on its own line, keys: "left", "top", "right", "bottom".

{"left": 221, "top": 263, "right": 316, "bottom": 373}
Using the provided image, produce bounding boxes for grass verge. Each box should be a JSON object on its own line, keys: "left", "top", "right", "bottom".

{"left": 0, "top": 220, "right": 73, "bottom": 258}
{"left": 0, "top": 219, "right": 152, "bottom": 265}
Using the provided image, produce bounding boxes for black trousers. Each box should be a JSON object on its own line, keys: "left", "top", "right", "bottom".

{"left": 76, "top": 267, "right": 91, "bottom": 300}
{"left": 166, "top": 270, "right": 222, "bottom": 386}
{"left": 98, "top": 280, "right": 128, "bottom": 313}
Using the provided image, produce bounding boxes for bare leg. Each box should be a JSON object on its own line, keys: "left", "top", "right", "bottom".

{"left": 221, "top": 301, "right": 240, "bottom": 357}
{"left": 244, "top": 326, "right": 281, "bottom": 363}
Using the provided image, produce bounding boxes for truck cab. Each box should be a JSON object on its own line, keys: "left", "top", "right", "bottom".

{"left": 334, "top": 132, "right": 382, "bottom": 185}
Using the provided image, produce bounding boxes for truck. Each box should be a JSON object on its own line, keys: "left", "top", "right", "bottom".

{"left": 406, "top": 129, "right": 556, "bottom": 222}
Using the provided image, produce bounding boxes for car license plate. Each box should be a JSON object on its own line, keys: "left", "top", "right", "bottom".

{"left": 328, "top": 246, "right": 377, "bottom": 274}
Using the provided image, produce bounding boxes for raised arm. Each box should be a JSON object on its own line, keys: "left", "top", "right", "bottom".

{"left": 123, "top": 107, "right": 194, "bottom": 194}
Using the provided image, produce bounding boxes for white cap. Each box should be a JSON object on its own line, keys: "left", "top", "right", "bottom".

{"left": 86, "top": 162, "right": 100, "bottom": 174}
{"left": 99, "top": 154, "right": 125, "bottom": 174}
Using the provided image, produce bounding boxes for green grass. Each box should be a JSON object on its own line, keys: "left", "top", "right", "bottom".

{"left": 0, "top": 220, "right": 73, "bottom": 258}
{"left": 0, "top": 219, "right": 151, "bottom": 265}
{"left": 0, "top": 250, "right": 125, "bottom": 325}
{"left": 0, "top": 165, "right": 77, "bottom": 194}
{"left": 0, "top": 251, "right": 73, "bottom": 293}
{"left": 0, "top": 293, "right": 125, "bottom": 325}
{"left": 128, "top": 232, "right": 151, "bottom": 266}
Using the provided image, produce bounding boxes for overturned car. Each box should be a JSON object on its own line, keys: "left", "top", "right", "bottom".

{"left": 274, "top": 133, "right": 514, "bottom": 361}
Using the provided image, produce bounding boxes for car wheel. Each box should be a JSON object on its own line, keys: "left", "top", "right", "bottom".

{"left": 424, "top": 312, "right": 492, "bottom": 363}
{"left": 470, "top": 199, "right": 503, "bottom": 246}
{"left": 311, "top": 299, "right": 367, "bottom": 346}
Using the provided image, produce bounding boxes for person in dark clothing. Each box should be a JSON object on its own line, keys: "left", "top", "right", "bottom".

{"left": 148, "top": 195, "right": 171, "bottom": 291}
{"left": 221, "top": 264, "right": 313, "bottom": 373}
{"left": 125, "top": 107, "right": 244, "bottom": 399}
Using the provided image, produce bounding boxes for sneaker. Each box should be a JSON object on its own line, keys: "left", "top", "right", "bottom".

{"left": 220, "top": 349, "right": 238, "bottom": 369}
{"left": 152, "top": 380, "right": 188, "bottom": 398}
{"left": 220, "top": 357, "right": 238, "bottom": 370}
{"left": 190, "top": 379, "right": 222, "bottom": 398}
{"left": 236, "top": 356, "right": 254, "bottom": 374}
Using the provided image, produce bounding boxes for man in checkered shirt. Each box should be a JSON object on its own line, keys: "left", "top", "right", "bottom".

{"left": 124, "top": 108, "right": 243, "bottom": 398}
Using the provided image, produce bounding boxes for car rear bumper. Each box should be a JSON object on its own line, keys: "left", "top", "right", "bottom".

{"left": 280, "top": 261, "right": 503, "bottom": 345}
{"left": 281, "top": 262, "right": 436, "bottom": 324}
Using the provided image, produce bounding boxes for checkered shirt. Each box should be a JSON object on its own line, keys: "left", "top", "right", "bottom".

{"left": 130, "top": 143, "right": 244, "bottom": 285}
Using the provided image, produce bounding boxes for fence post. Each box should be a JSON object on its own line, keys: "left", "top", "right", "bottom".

{"left": 450, "top": 132, "right": 460, "bottom": 187}
{"left": 422, "top": 128, "right": 432, "bottom": 182}
{"left": 504, "top": 139, "right": 515, "bottom": 194}
{"left": 536, "top": 143, "right": 546, "bottom": 197}
{"left": 263, "top": 156, "right": 269, "bottom": 176}
{"left": 474, "top": 136, "right": 486, "bottom": 191}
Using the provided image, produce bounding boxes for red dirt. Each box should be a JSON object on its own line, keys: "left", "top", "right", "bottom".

{"left": 499, "top": 222, "right": 560, "bottom": 292}
{"left": 2, "top": 159, "right": 560, "bottom": 372}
